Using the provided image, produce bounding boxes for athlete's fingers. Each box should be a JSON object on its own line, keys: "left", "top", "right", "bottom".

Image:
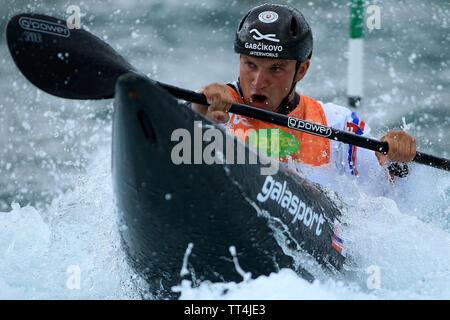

{"left": 401, "top": 132, "right": 413, "bottom": 162}
{"left": 210, "top": 110, "right": 229, "bottom": 123}
{"left": 380, "top": 130, "right": 417, "bottom": 163}
{"left": 386, "top": 131, "right": 399, "bottom": 162}
{"left": 402, "top": 133, "right": 416, "bottom": 162}
{"left": 202, "top": 85, "right": 216, "bottom": 109}
{"left": 377, "top": 131, "right": 397, "bottom": 165}
{"left": 409, "top": 136, "right": 417, "bottom": 162}
{"left": 393, "top": 132, "right": 404, "bottom": 162}
{"left": 399, "top": 131, "right": 411, "bottom": 162}
{"left": 398, "top": 131, "right": 416, "bottom": 162}
{"left": 212, "top": 85, "right": 232, "bottom": 112}
{"left": 202, "top": 83, "right": 232, "bottom": 114}
{"left": 376, "top": 153, "right": 388, "bottom": 166}
{"left": 376, "top": 133, "right": 389, "bottom": 165}
{"left": 394, "top": 131, "right": 415, "bottom": 162}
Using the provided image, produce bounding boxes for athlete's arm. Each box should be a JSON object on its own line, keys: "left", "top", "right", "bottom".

{"left": 191, "top": 83, "right": 232, "bottom": 123}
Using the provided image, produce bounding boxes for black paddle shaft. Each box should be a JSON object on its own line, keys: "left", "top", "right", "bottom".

{"left": 6, "top": 13, "right": 450, "bottom": 171}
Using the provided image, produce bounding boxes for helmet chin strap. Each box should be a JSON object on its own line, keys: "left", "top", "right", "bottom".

{"left": 276, "top": 60, "right": 301, "bottom": 110}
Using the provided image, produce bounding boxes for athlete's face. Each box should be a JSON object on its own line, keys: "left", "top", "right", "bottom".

{"left": 239, "top": 55, "right": 309, "bottom": 111}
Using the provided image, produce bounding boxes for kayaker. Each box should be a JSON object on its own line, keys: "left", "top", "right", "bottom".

{"left": 192, "top": 3, "right": 416, "bottom": 181}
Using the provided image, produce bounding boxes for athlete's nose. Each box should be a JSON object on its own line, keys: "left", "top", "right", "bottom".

{"left": 252, "top": 70, "right": 268, "bottom": 90}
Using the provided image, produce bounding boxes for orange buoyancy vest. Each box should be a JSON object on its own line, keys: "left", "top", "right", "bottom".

{"left": 225, "top": 87, "right": 330, "bottom": 166}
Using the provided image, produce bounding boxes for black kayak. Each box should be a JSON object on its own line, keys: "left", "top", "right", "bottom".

{"left": 112, "top": 72, "right": 345, "bottom": 298}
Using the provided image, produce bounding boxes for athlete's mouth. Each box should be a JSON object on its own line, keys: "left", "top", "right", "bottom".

{"left": 250, "top": 94, "right": 268, "bottom": 104}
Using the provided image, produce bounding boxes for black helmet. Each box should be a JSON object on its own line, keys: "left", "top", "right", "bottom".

{"left": 234, "top": 3, "right": 313, "bottom": 62}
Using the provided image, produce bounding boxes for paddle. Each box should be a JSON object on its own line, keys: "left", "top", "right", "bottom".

{"left": 6, "top": 13, "right": 450, "bottom": 172}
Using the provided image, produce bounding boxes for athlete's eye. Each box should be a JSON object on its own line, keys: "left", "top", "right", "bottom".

{"left": 271, "top": 66, "right": 281, "bottom": 72}
{"left": 246, "top": 61, "right": 256, "bottom": 68}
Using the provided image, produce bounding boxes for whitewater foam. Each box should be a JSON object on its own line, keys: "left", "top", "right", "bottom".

{"left": 0, "top": 146, "right": 143, "bottom": 299}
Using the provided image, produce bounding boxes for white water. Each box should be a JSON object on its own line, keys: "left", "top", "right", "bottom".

{"left": 1, "top": 142, "right": 448, "bottom": 299}
{"left": 0, "top": 144, "right": 148, "bottom": 299}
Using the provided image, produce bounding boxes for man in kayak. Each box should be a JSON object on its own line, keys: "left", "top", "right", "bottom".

{"left": 192, "top": 3, "right": 416, "bottom": 181}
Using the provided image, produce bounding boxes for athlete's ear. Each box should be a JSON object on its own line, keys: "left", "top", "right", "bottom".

{"left": 295, "top": 59, "right": 310, "bottom": 82}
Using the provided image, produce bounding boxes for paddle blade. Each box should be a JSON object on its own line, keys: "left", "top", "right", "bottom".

{"left": 6, "top": 13, "right": 135, "bottom": 99}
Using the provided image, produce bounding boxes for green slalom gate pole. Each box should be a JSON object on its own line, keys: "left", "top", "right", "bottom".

{"left": 347, "top": 0, "right": 364, "bottom": 108}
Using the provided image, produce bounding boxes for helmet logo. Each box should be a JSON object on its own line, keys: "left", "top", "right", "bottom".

{"left": 258, "top": 11, "right": 278, "bottom": 23}
{"left": 250, "top": 29, "right": 280, "bottom": 43}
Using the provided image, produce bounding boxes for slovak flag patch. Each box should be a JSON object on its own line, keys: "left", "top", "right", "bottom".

{"left": 332, "top": 226, "right": 344, "bottom": 254}
{"left": 346, "top": 112, "right": 365, "bottom": 176}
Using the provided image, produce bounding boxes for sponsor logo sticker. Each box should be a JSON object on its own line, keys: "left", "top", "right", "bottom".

{"left": 244, "top": 42, "right": 283, "bottom": 52}
{"left": 249, "top": 129, "right": 299, "bottom": 158}
{"left": 250, "top": 28, "right": 280, "bottom": 42}
{"left": 19, "top": 17, "right": 70, "bottom": 38}
{"left": 256, "top": 175, "right": 325, "bottom": 237}
{"left": 258, "top": 11, "right": 278, "bottom": 23}
{"left": 288, "top": 117, "right": 332, "bottom": 138}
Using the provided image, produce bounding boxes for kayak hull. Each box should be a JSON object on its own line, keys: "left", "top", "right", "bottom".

{"left": 112, "top": 73, "right": 344, "bottom": 298}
